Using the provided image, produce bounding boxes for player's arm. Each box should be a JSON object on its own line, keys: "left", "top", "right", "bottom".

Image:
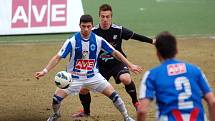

{"left": 34, "top": 39, "right": 72, "bottom": 80}
{"left": 131, "top": 33, "right": 155, "bottom": 44}
{"left": 204, "top": 92, "right": 215, "bottom": 121}
{"left": 137, "top": 98, "right": 151, "bottom": 121}
{"left": 101, "top": 37, "right": 142, "bottom": 74}
{"left": 111, "top": 50, "right": 142, "bottom": 74}
{"left": 137, "top": 71, "right": 154, "bottom": 121}
{"left": 122, "top": 27, "right": 155, "bottom": 44}
{"left": 196, "top": 67, "right": 215, "bottom": 121}
{"left": 34, "top": 54, "right": 61, "bottom": 79}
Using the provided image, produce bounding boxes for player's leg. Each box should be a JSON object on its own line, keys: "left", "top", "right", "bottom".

{"left": 119, "top": 73, "right": 139, "bottom": 109}
{"left": 79, "top": 88, "right": 91, "bottom": 115}
{"left": 47, "top": 89, "right": 68, "bottom": 121}
{"left": 72, "top": 88, "right": 91, "bottom": 117}
{"left": 101, "top": 83, "right": 134, "bottom": 121}
{"left": 89, "top": 73, "right": 134, "bottom": 121}
{"left": 113, "top": 63, "right": 139, "bottom": 110}
{"left": 48, "top": 79, "right": 83, "bottom": 121}
{"left": 73, "top": 69, "right": 112, "bottom": 118}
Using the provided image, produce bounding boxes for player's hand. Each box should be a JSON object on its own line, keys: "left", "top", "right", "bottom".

{"left": 129, "top": 64, "right": 143, "bottom": 74}
{"left": 34, "top": 71, "right": 46, "bottom": 80}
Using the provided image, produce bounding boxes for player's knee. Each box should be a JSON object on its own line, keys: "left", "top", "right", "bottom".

{"left": 53, "top": 94, "right": 64, "bottom": 104}
{"left": 119, "top": 73, "right": 131, "bottom": 85}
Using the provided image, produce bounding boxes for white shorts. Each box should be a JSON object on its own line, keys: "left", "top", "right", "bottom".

{"left": 63, "top": 73, "right": 111, "bottom": 95}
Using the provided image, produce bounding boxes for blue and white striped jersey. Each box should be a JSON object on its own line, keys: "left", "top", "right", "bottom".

{"left": 139, "top": 59, "right": 212, "bottom": 121}
{"left": 58, "top": 32, "right": 115, "bottom": 79}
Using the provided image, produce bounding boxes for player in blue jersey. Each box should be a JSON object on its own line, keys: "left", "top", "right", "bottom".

{"left": 137, "top": 31, "right": 215, "bottom": 121}
{"left": 34, "top": 15, "right": 142, "bottom": 121}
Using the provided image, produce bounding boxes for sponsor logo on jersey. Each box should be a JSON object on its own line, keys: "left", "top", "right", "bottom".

{"left": 113, "top": 35, "right": 118, "bottom": 40}
{"left": 75, "top": 59, "right": 95, "bottom": 71}
{"left": 99, "top": 51, "right": 114, "bottom": 62}
{"left": 90, "top": 44, "right": 96, "bottom": 51}
{"left": 82, "top": 50, "right": 88, "bottom": 59}
{"left": 167, "top": 63, "right": 187, "bottom": 76}
{"left": 123, "top": 66, "right": 128, "bottom": 70}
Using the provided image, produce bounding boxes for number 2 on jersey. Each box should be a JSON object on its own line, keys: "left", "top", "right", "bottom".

{"left": 174, "top": 76, "right": 194, "bottom": 109}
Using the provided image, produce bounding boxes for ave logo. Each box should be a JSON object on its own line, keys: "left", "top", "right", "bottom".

{"left": 167, "top": 63, "right": 187, "bottom": 76}
{"left": 75, "top": 59, "right": 95, "bottom": 71}
{"left": 11, "top": 0, "right": 67, "bottom": 28}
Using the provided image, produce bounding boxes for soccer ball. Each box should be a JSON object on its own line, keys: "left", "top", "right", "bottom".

{"left": 54, "top": 71, "right": 72, "bottom": 89}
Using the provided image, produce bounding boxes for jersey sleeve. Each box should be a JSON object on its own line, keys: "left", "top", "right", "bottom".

{"left": 122, "top": 27, "right": 134, "bottom": 40}
{"left": 57, "top": 39, "right": 72, "bottom": 58}
{"left": 131, "top": 33, "right": 153, "bottom": 44}
{"left": 196, "top": 67, "right": 212, "bottom": 95}
{"left": 101, "top": 38, "right": 116, "bottom": 54}
{"left": 139, "top": 71, "right": 155, "bottom": 100}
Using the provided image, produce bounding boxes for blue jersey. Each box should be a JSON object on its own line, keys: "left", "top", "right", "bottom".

{"left": 57, "top": 32, "right": 115, "bottom": 80}
{"left": 139, "top": 59, "right": 212, "bottom": 121}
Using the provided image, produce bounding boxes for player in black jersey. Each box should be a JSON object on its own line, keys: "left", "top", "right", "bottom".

{"left": 72, "top": 4, "right": 155, "bottom": 118}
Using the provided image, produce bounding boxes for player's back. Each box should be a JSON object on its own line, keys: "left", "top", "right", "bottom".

{"left": 148, "top": 59, "right": 210, "bottom": 121}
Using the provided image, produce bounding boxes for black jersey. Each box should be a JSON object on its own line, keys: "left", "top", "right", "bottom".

{"left": 92, "top": 24, "right": 134, "bottom": 67}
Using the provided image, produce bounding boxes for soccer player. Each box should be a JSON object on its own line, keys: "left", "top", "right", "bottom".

{"left": 34, "top": 14, "right": 141, "bottom": 121}
{"left": 72, "top": 4, "right": 155, "bottom": 117}
{"left": 137, "top": 31, "right": 215, "bottom": 121}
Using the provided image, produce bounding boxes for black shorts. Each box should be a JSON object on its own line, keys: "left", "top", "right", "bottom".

{"left": 99, "top": 62, "right": 130, "bottom": 84}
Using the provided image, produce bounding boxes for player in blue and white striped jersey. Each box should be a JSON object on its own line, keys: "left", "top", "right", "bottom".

{"left": 137, "top": 31, "right": 215, "bottom": 121}
{"left": 58, "top": 28, "right": 114, "bottom": 80}
{"left": 34, "top": 14, "right": 142, "bottom": 121}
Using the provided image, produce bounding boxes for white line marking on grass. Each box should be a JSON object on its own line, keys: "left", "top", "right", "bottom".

{"left": 156, "top": 0, "right": 178, "bottom": 3}
{"left": 1, "top": 34, "right": 215, "bottom": 46}
{"left": 156, "top": 0, "right": 215, "bottom": 3}
{"left": 209, "top": 36, "right": 215, "bottom": 39}
{"left": 177, "top": 34, "right": 215, "bottom": 37}
{"left": 156, "top": 0, "right": 167, "bottom": 2}
{"left": 175, "top": 34, "right": 215, "bottom": 40}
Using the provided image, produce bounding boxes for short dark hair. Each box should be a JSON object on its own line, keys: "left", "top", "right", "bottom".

{"left": 79, "top": 14, "right": 93, "bottom": 25}
{"left": 99, "top": 4, "right": 112, "bottom": 16}
{"left": 155, "top": 31, "right": 177, "bottom": 59}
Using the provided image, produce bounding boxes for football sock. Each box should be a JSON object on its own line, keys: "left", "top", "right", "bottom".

{"left": 125, "top": 81, "right": 138, "bottom": 104}
{"left": 109, "top": 91, "right": 128, "bottom": 118}
{"left": 52, "top": 103, "right": 61, "bottom": 115}
{"left": 52, "top": 94, "right": 64, "bottom": 114}
{"left": 79, "top": 92, "right": 91, "bottom": 114}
